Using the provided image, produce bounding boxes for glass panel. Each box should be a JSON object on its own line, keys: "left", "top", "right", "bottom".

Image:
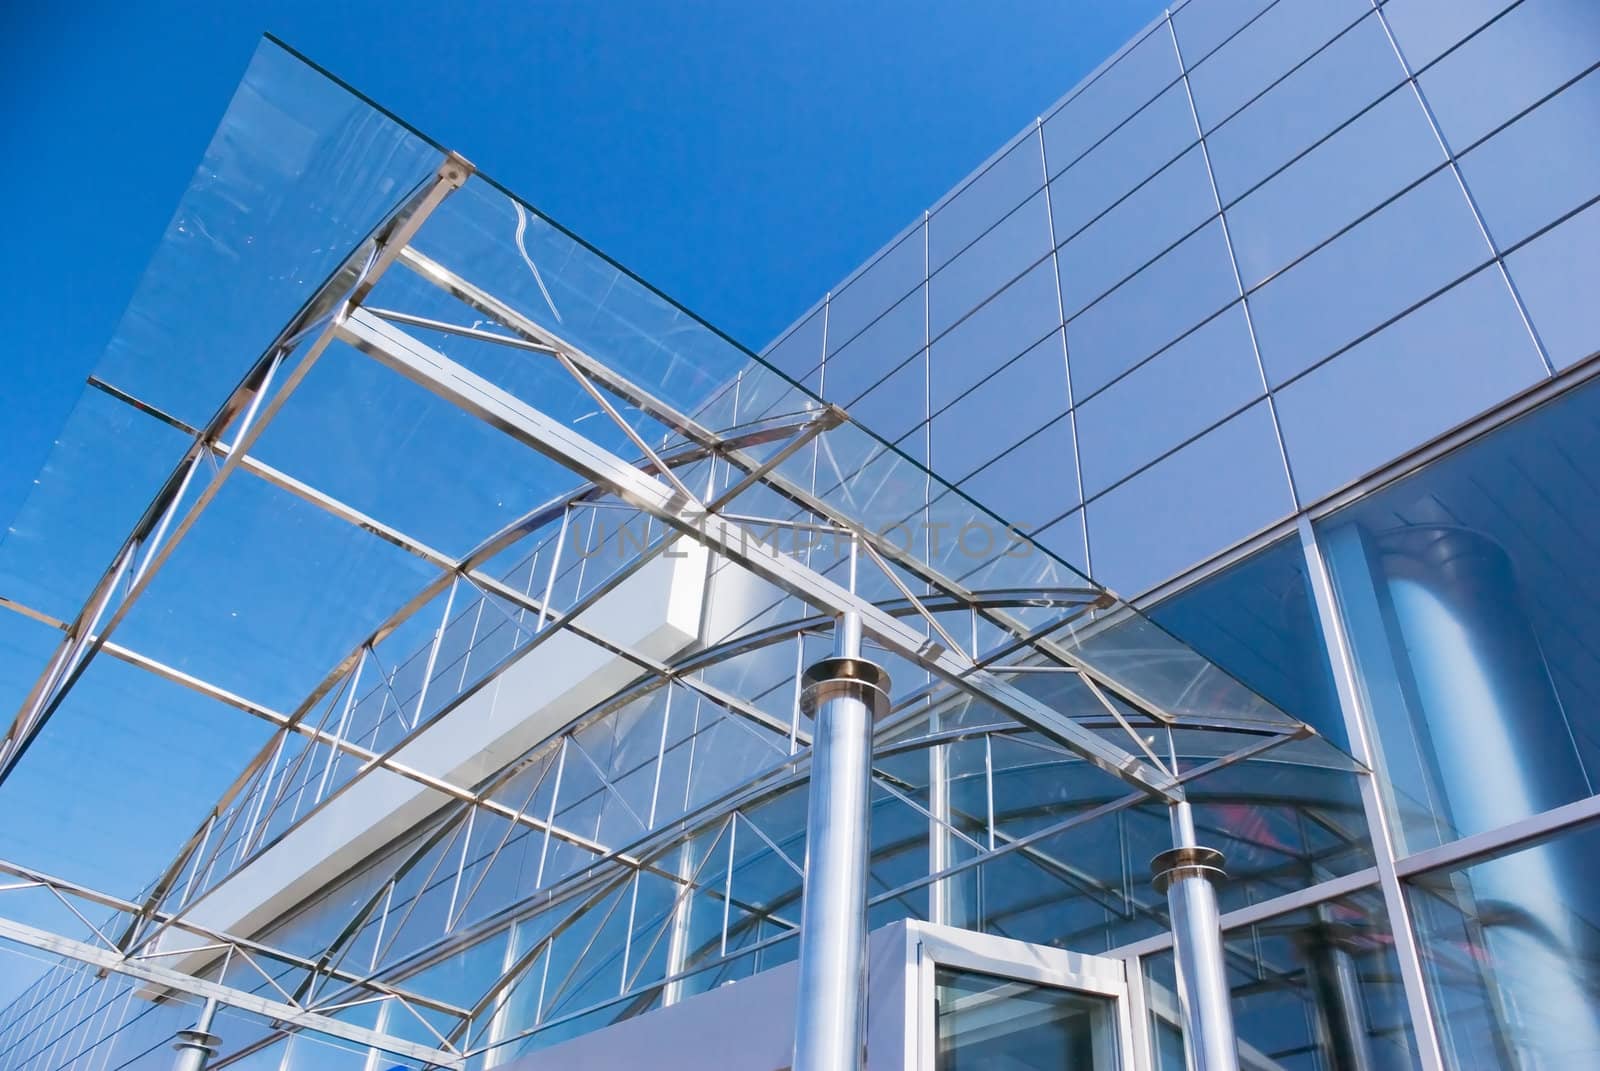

{"left": 1065, "top": 219, "right": 1239, "bottom": 398}
{"left": 0, "top": 388, "right": 191, "bottom": 623}
{"left": 953, "top": 415, "right": 1080, "bottom": 536}
{"left": 1032, "top": 507, "right": 1090, "bottom": 575}
{"left": 117, "top": 469, "right": 437, "bottom": 713}
{"left": 930, "top": 133, "right": 1046, "bottom": 272}
{"left": 1457, "top": 67, "right": 1600, "bottom": 249}
{"left": 1145, "top": 889, "right": 1420, "bottom": 1070}
{"left": 1225, "top": 88, "right": 1444, "bottom": 288}
{"left": 1042, "top": 24, "right": 1182, "bottom": 176}
{"left": 1184, "top": 0, "right": 1372, "bottom": 131}
{"left": 1381, "top": 0, "right": 1519, "bottom": 70}
{"left": 823, "top": 283, "right": 926, "bottom": 405}
{"left": 1206, "top": 12, "right": 1411, "bottom": 206}
{"left": 89, "top": 41, "right": 441, "bottom": 425}
{"left": 936, "top": 968, "right": 1120, "bottom": 1071}
{"left": 1249, "top": 169, "right": 1489, "bottom": 387}
{"left": 1047, "top": 83, "right": 1199, "bottom": 245}
{"left": 762, "top": 306, "right": 825, "bottom": 381}
{"left": 930, "top": 191, "right": 1053, "bottom": 337}
{"left": 1413, "top": 0, "right": 1600, "bottom": 150}
{"left": 1148, "top": 536, "right": 1345, "bottom": 745}
{"left": 1170, "top": 0, "right": 1275, "bottom": 67}
{"left": 1085, "top": 401, "right": 1293, "bottom": 597}
{"left": 1056, "top": 146, "right": 1218, "bottom": 313}
{"left": 1074, "top": 302, "right": 1262, "bottom": 497}
{"left": 1505, "top": 199, "right": 1600, "bottom": 369}
{"left": 930, "top": 332, "right": 1070, "bottom": 482}
{"left": 844, "top": 351, "right": 928, "bottom": 452}
{"left": 1319, "top": 374, "right": 1600, "bottom": 850}
{"left": 930, "top": 259, "right": 1061, "bottom": 413}
{"left": 826, "top": 225, "right": 925, "bottom": 354}
{"left": 1274, "top": 266, "right": 1545, "bottom": 503}
{"left": 1407, "top": 824, "right": 1600, "bottom": 1069}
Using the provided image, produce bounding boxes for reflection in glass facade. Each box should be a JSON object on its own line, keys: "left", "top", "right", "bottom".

{"left": 3, "top": 2, "right": 1600, "bottom": 1070}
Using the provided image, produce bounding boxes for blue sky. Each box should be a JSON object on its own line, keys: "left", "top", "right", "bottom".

{"left": 0, "top": 0, "right": 1162, "bottom": 527}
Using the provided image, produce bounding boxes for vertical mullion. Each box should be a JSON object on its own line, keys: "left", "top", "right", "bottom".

{"left": 1297, "top": 516, "right": 1447, "bottom": 1071}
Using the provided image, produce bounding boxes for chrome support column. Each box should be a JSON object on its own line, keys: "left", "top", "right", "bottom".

{"left": 1152, "top": 802, "right": 1239, "bottom": 1071}
{"left": 792, "top": 611, "right": 891, "bottom": 1071}
{"left": 171, "top": 999, "right": 220, "bottom": 1071}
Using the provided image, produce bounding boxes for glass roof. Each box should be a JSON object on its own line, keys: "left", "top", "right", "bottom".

{"left": 0, "top": 35, "right": 1359, "bottom": 1058}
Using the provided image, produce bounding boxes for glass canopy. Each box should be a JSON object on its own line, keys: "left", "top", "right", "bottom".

{"left": 0, "top": 37, "right": 1359, "bottom": 1070}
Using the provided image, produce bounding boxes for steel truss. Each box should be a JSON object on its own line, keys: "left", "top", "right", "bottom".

{"left": 0, "top": 141, "right": 1339, "bottom": 1069}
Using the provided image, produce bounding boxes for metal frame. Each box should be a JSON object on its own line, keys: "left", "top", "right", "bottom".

{"left": 904, "top": 920, "right": 1135, "bottom": 1071}
{"left": 13, "top": 31, "right": 1583, "bottom": 1061}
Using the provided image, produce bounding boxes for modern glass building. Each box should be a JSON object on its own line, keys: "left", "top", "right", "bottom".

{"left": 1, "top": 1, "right": 1598, "bottom": 1069}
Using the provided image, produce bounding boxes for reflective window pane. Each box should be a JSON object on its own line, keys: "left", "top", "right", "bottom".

{"left": 1407, "top": 826, "right": 1600, "bottom": 1069}
{"left": 1225, "top": 87, "right": 1444, "bottom": 288}
{"left": 1381, "top": 0, "right": 1518, "bottom": 70}
{"left": 1056, "top": 145, "right": 1217, "bottom": 314}
{"left": 1414, "top": 0, "right": 1600, "bottom": 150}
{"left": 1170, "top": 0, "right": 1276, "bottom": 66}
{"left": 958, "top": 416, "right": 1080, "bottom": 536}
{"left": 1075, "top": 303, "right": 1262, "bottom": 497}
{"left": 824, "top": 284, "right": 925, "bottom": 405}
{"left": 1066, "top": 219, "right": 1239, "bottom": 398}
{"left": 1506, "top": 199, "right": 1600, "bottom": 369}
{"left": 931, "top": 259, "right": 1061, "bottom": 412}
{"left": 1032, "top": 506, "right": 1089, "bottom": 575}
{"left": 1086, "top": 401, "right": 1293, "bottom": 596}
{"left": 1047, "top": 83, "right": 1199, "bottom": 244}
{"left": 1042, "top": 24, "right": 1182, "bottom": 173}
{"left": 1184, "top": 0, "right": 1371, "bottom": 132}
{"left": 1145, "top": 890, "right": 1419, "bottom": 1071}
{"left": 1457, "top": 67, "right": 1600, "bottom": 249}
{"left": 846, "top": 350, "right": 927, "bottom": 452}
{"left": 762, "top": 306, "right": 824, "bottom": 380}
{"left": 930, "top": 133, "right": 1045, "bottom": 272}
{"left": 1319, "top": 374, "right": 1600, "bottom": 850}
{"left": 1249, "top": 169, "right": 1489, "bottom": 386}
{"left": 931, "top": 332, "right": 1070, "bottom": 480}
{"left": 825, "top": 224, "right": 925, "bottom": 354}
{"left": 1274, "top": 267, "right": 1545, "bottom": 503}
{"left": 930, "top": 190, "right": 1052, "bottom": 337}
{"left": 1205, "top": 13, "right": 1413, "bottom": 207}
{"left": 1149, "top": 536, "right": 1344, "bottom": 744}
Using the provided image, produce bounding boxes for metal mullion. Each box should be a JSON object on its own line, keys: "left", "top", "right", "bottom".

{"left": 550, "top": 348, "right": 699, "bottom": 504}
{"left": 315, "top": 651, "right": 367, "bottom": 805}
{"left": 624, "top": 819, "right": 732, "bottom": 996}
{"left": 450, "top": 749, "right": 557, "bottom": 932}
{"left": 534, "top": 740, "right": 569, "bottom": 889}
{"left": 1297, "top": 516, "right": 1447, "bottom": 1071}
{"left": 536, "top": 879, "right": 632, "bottom": 1024}
{"left": 566, "top": 735, "right": 648, "bottom": 835}
{"left": 645, "top": 684, "right": 674, "bottom": 829}
{"left": 409, "top": 576, "right": 460, "bottom": 731}
{"left": 445, "top": 808, "right": 478, "bottom": 936}
{"left": 373, "top": 806, "right": 473, "bottom": 971}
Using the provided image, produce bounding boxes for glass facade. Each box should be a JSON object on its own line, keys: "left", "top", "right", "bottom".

{"left": 3, "top": 1, "right": 1600, "bottom": 1070}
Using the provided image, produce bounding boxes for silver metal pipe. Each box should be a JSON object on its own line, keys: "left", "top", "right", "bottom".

{"left": 792, "top": 611, "right": 890, "bottom": 1071}
{"left": 171, "top": 998, "right": 220, "bottom": 1071}
{"left": 1153, "top": 801, "right": 1240, "bottom": 1071}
